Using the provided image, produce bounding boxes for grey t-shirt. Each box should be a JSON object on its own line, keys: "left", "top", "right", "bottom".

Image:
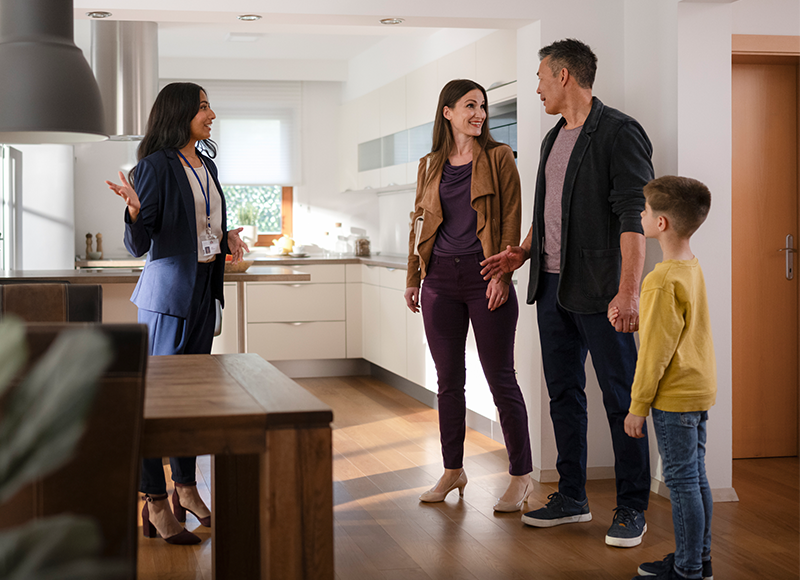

{"left": 542, "top": 125, "right": 582, "bottom": 273}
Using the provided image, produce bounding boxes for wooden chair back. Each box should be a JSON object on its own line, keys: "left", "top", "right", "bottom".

{"left": 0, "top": 283, "right": 102, "bottom": 322}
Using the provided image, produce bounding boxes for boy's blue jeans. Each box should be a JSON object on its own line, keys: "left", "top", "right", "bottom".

{"left": 652, "top": 409, "right": 712, "bottom": 580}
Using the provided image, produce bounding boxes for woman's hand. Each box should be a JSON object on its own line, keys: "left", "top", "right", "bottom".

{"left": 227, "top": 227, "right": 250, "bottom": 263}
{"left": 105, "top": 171, "right": 141, "bottom": 222}
{"left": 404, "top": 287, "right": 420, "bottom": 313}
{"left": 486, "top": 277, "right": 509, "bottom": 311}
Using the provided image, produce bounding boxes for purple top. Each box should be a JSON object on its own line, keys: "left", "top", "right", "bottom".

{"left": 433, "top": 161, "right": 483, "bottom": 257}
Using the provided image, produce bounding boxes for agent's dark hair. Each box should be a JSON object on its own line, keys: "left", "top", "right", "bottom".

{"left": 644, "top": 175, "right": 711, "bottom": 237}
{"left": 538, "top": 38, "right": 597, "bottom": 89}
{"left": 130, "top": 82, "right": 217, "bottom": 183}
{"left": 426, "top": 79, "right": 498, "bottom": 187}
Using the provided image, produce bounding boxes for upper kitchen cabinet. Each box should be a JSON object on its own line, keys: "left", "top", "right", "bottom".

{"left": 356, "top": 90, "right": 382, "bottom": 145}
{"left": 406, "top": 61, "right": 438, "bottom": 129}
{"left": 380, "top": 78, "right": 407, "bottom": 137}
{"left": 436, "top": 44, "right": 477, "bottom": 92}
{"left": 338, "top": 98, "right": 360, "bottom": 192}
{"left": 476, "top": 30, "right": 517, "bottom": 92}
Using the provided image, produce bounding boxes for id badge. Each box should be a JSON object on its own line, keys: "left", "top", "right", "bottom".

{"left": 200, "top": 230, "right": 221, "bottom": 257}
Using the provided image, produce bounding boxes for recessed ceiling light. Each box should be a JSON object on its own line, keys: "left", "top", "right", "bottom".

{"left": 380, "top": 17, "right": 404, "bottom": 25}
{"left": 237, "top": 14, "right": 262, "bottom": 21}
{"left": 86, "top": 11, "right": 112, "bottom": 19}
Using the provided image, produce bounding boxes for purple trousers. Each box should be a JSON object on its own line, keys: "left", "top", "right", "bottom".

{"left": 421, "top": 252, "right": 533, "bottom": 475}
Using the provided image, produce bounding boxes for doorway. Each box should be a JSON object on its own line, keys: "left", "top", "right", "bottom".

{"left": 731, "top": 37, "right": 800, "bottom": 459}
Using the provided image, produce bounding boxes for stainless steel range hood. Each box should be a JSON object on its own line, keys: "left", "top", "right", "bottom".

{"left": 90, "top": 20, "right": 158, "bottom": 141}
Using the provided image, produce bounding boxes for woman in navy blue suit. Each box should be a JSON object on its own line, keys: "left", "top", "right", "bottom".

{"left": 107, "top": 82, "right": 248, "bottom": 545}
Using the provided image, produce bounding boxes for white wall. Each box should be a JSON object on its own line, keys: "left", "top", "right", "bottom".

{"left": 14, "top": 145, "right": 75, "bottom": 270}
{"left": 732, "top": 0, "right": 800, "bottom": 36}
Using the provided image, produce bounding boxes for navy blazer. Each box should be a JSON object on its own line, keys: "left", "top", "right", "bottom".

{"left": 527, "top": 97, "right": 653, "bottom": 314}
{"left": 124, "top": 148, "right": 228, "bottom": 318}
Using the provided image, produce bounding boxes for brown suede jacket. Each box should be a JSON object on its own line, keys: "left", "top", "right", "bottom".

{"left": 406, "top": 140, "right": 521, "bottom": 288}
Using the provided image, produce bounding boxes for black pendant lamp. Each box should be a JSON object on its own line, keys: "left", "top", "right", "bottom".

{"left": 0, "top": 0, "right": 107, "bottom": 143}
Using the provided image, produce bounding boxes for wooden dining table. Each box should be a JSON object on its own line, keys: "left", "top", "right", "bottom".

{"left": 142, "top": 353, "right": 333, "bottom": 580}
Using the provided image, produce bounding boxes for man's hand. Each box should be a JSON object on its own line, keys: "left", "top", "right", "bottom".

{"left": 624, "top": 413, "right": 646, "bottom": 439}
{"left": 608, "top": 289, "right": 639, "bottom": 333}
{"left": 480, "top": 245, "right": 529, "bottom": 280}
{"left": 404, "top": 287, "right": 420, "bottom": 313}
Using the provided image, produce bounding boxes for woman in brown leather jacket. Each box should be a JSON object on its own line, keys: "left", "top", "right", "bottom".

{"left": 405, "top": 79, "right": 533, "bottom": 512}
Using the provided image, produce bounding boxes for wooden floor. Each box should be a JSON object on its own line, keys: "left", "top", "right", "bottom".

{"left": 137, "top": 375, "right": 800, "bottom": 580}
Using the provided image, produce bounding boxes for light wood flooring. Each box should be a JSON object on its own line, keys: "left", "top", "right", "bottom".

{"left": 137, "top": 375, "right": 800, "bottom": 580}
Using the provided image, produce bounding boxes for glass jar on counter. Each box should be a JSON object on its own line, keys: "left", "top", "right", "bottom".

{"left": 354, "top": 237, "right": 371, "bottom": 257}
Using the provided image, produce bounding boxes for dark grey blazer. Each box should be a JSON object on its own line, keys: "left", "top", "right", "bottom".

{"left": 124, "top": 148, "right": 228, "bottom": 318}
{"left": 527, "top": 97, "right": 653, "bottom": 314}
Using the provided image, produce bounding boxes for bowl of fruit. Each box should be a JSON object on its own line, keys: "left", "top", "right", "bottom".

{"left": 224, "top": 255, "right": 254, "bottom": 273}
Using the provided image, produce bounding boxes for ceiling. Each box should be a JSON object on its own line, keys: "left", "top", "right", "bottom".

{"left": 71, "top": 1, "right": 531, "bottom": 69}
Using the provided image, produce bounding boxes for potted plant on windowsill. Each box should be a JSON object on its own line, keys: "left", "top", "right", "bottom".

{"left": 236, "top": 203, "right": 259, "bottom": 248}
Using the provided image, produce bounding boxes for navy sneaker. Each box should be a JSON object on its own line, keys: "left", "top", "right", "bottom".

{"left": 521, "top": 492, "right": 592, "bottom": 527}
{"left": 638, "top": 553, "right": 713, "bottom": 580}
{"left": 605, "top": 506, "right": 647, "bottom": 547}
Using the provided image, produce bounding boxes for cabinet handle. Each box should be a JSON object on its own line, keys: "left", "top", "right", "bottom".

{"left": 276, "top": 322, "right": 307, "bottom": 326}
{"left": 386, "top": 267, "right": 396, "bottom": 272}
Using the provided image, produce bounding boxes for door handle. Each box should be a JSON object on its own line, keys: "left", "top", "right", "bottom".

{"left": 778, "top": 234, "right": 796, "bottom": 280}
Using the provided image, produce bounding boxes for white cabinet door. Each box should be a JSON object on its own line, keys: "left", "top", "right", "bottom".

{"left": 248, "top": 321, "right": 346, "bottom": 361}
{"left": 211, "top": 282, "right": 238, "bottom": 355}
{"left": 356, "top": 90, "right": 381, "bottom": 144}
{"left": 362, "top": 282, "right": 381, "bottom": 364}
{"left": 380, "top": 286, "right": 407, "bottom": 377}
{"left": 380, "top": 77, "right": 406, "bottom": 137}
{"left": 346, "top": 281, "right": 362, "bottom": 358}
{"left": 247, "top": 283, "right": 345, "bottom": 322}
{"left": 406, "top": 61, "right": 438, "bottom": 129}
{"left": 406, "top": 305, "right": 436, "bottom": 391}
{"left": 476, "top": 30, "right": 517, "bottom": 90}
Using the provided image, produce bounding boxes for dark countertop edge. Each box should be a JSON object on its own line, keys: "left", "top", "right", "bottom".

{"left": 0, "top": 266, "right": 310, "bottom": 284}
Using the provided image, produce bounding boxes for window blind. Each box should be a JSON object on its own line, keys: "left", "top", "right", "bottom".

{"left": 160, "top": 79, "right": 302, "bottom": 185}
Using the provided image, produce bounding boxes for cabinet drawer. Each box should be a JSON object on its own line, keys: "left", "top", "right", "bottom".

{"left": 246, "top": 283, "right": 345, "bottom": 322}
{"left": 247, "top": 321, "right": 346, "bottom": 361}
{"left": 380, "top": 267, "right": 407, "bottom": 291}
{"left": 254, "top": 264, "right": 345, "bottom": 284}
{"left": 362, "top": 264, "right": 382, "bottom": 286}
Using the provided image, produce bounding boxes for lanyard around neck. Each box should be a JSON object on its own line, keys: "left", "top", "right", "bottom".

{"left": 177, "top": 150, "right": 211, "bottom": 228}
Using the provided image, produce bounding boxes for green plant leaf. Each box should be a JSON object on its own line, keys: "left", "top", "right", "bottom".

{"left": 0, "top": 329, "right": 112, "bottom": 504}
{"left": 0, "top": 318, "right": 27, "bottom": 400}
{"left": 0, "top": 515, "right": 128, "bottom": 579}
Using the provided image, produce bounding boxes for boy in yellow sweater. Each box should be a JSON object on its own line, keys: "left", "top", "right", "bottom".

{"left": 609, "top": 176, "right": 715, "bottom": 580}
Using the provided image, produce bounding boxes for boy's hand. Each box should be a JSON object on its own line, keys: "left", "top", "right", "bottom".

{"left": 607, "top": 306, "right": 620, "bottom": 326}
{"left": 624, "top": 413, "right": 646, "bottom": 439}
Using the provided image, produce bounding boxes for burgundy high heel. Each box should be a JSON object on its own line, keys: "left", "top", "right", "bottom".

{"left": 142, "top": 494, "right": 201, "bottom": 545}
{"left": 172, "top": 482, "right": 211, "bottom": 528}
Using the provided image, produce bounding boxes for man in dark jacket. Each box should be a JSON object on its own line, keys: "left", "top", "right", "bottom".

{"left": 481, "top": 38, "right": 653, "bottom": 548}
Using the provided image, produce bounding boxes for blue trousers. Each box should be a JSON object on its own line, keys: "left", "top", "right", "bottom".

{"left": 536, "top": 272, "right": 650, "bottom": 511}
{"left": 652, "top": 409, "right": 712, "bottom": 579}
{"left": 421, "top": 252, "right": 533, "bottom": 475}
{"left": 139, "top": 260, "right": 216, "bottom": 495}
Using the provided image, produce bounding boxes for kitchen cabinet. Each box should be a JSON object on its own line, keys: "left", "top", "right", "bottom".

{"left": 245, "top": 264, "right": 347, "bottom": 361}
{"left": 356, "top": 91, "right": 381, "bottom": 144}
{"left": 361, "top": 266, "right": 382, "bottom": 364}
{"left": 345, "top": 264, "right": 362, "bottom": 358}
{"left": 476, "top": 30, "right": 517, "bottom": 91}
{"left": 378, "top": 268, "right": 407, "bottom": 377}
{"left": 211, "top": 282, "right": 238, "bottom": 355}
{"left": 380, "top": 77, "right": 407, "bottom": 137}
{"left": 406, "top": 61, "right": 438, "bottom": 129}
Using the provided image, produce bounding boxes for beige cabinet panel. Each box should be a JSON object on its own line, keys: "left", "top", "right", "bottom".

{"left": 380, "top": 77, "right": 407, "bottom": 137}
{"left": 379, "top": 286, "right": 406, "bottom": 377}
{"left": 361, "top": 263, "right": 382, "bottom": 287}
{"left": 476, "top": 30, "right": 517, "bottom": 90}
{"left": 406, "top": 61, "right": 438, "bottom": 129}
{"left": 246, "top": 283, "right": 345, "bottom": 323}
{"left": 345, "top": 263, "right": 363, "bottom": 283}
{"left": 101, "top": 283, "right": 138, "bottom": 323}
{"left": 356, "top": 90, "right": 381, "bottom": 144}
{"left": 248, "top": 321, "right": 346, "bottom": 361}
{"left": 357, "top": 168, "right": 381, "bottom": 190}
{"left": 380, "top": 164, "right": 407, "bottom": 188}
{"left": 362, "top": 282, "right": 381, "bottom": 364}
{"left": 211, "top": 282, "right": 238, "bottom": 355}
{"left": 345, "top": 282, "right": 362, "bottom": 358}
{"left": 379, "top": 267, "right": 407, "bottom": 291}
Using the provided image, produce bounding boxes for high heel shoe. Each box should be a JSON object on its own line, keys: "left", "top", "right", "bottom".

{"left": 172, "top": 483, "right": 212, "bottom": 527}
{"left": 142, "top": 494, "right": 201, "bottom": 545}
{"left": 493, "top": 477, "right": 534, "bottom": 512}
{"left": 419, "top": 470, "right": 468, "bottom": 503}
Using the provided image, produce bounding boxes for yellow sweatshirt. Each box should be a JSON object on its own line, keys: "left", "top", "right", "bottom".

{"left": 629, "top": 258, "right": 716, "bottom": 416}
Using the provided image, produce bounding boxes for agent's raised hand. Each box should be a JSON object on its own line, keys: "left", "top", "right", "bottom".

{"left": 106, "top": 171, "right": 141, "bottom": 222}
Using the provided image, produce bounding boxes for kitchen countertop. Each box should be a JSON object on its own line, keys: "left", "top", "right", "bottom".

{"left": 0, "top": 266, "right": 311, "bottom": 284}
{"left": 72, "top": 253, "right": 409, "bottom": 271}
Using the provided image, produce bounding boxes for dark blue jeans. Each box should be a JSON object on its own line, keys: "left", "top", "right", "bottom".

{"left": 421, "top": 252, "right": 533, "bottom": 476}
{"left": 652, "top": 409, "right": 712, "bottom": 579}
{"left": 139, "top": 259, "right": 216, "bottom": 495}
{"left": 536, "top": 272, "right": 650, "bottom": 511}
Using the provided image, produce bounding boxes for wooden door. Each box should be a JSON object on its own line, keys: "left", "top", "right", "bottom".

{"left": 732, "top": 61, "right": 799, "bottom": 458}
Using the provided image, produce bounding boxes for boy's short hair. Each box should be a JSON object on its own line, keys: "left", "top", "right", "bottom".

{"left": 538, "top": 39, "right": 597, "bottom": 89}
{"left": 644, "top": 176, "right": 711, "bottom": 237}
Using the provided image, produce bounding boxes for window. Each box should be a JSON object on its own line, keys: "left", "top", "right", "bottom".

{"left": 223, "top": 185, "right": 293, "bottom": 246}
{"left": 162, "top": 80, "right": 302, "bottom": 245}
